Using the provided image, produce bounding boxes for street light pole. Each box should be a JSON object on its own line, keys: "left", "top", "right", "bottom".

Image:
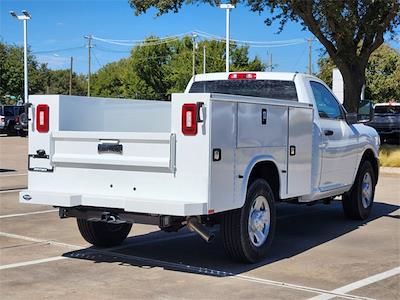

{"left": 69, "top": 56, "right": 73, "bottom": 96}
{"left": 219, "top": 4, "right": 235, "bottom": 73}
{"left": 192, "top": 33, "right": 197, "bottom": 77}
{"left": 10, "top": 10, "right": 31, "bottom": 104}
{"left": 84, "top": 35, "right": 93, "bottom": 97}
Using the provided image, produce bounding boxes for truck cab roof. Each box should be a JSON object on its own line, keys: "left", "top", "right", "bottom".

{"left": 186, "top": 71, "right": 316, "bottom": 87}
{"left": 185, "top": 72, "right": 316, "bottom": 102}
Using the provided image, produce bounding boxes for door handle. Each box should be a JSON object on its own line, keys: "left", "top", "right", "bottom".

{"left": 324, "top": 129, "right": 334, "bottom": 136}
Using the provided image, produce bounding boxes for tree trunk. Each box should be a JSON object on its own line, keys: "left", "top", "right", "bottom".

{"left": 339, "top": 64, "right": 366, "bottom": 113}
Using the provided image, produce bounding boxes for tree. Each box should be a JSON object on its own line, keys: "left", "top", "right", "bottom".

{"left": 0, "top": 41, "right": 86, "bottom": 104}
{"left": 129, "top": 0, "right": 400, "bottom": 112}
{"left": 91, "top": 37, "right": 264, "bottom": 100}
{"left": 45, "top": 69, "right": 86, "bottom": 96}
{"left": 319, "top": 44, "right": 400, "bottom": 103}
{"left": 0, "top": 42, "right": 49, "bottom": 104}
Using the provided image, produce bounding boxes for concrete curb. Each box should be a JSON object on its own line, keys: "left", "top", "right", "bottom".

{"left": 380, "top": 167, "right": 400, "bottom": 175}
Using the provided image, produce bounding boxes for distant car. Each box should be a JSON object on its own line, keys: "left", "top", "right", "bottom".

{"left": 0, "top": 105, "right": 25, "bottom": 136}
{"left": 0, "top": 113, "right": 5, "bottom": 132}
{"left": 367, "top": 102, "right": 400, "bottom": 144}
{"left": 14, "top": 110, "right": 29, "bottom": 137}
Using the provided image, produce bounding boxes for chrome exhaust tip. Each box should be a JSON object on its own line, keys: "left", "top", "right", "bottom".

{"left": 187, "top": 217, "right": 215, "bottom": 243}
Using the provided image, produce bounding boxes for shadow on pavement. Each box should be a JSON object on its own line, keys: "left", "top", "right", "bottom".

{"left": 63, "top": 200, "right": 399, "bottom": 277}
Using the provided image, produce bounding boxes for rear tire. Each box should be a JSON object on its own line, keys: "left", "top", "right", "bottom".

{"left": 77, "top": 219, "right": 132, "bottom": 247}
{"left": 221, "top": 178, "right": 276, "bottom": 263}
{"left": 342, "top": 160, "right": 375, "bottom": 220}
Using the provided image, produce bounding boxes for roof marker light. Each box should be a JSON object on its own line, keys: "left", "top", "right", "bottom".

{"left": 228, "top": 73, "right": 257, "bottom": 80}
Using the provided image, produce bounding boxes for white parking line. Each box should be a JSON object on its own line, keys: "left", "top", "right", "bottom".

{"left": 308, "top": 266, "right": 400, "bottom": 300}
{"left": 0, "top": 188, "right": 25, "bottom": 194}
{"left": 0, "top": 256, "right": 66, "bottom": 270}
{"left": 0, "top": 232, "right": 82, "bottom": 250}
{"left": 0, "top": 231, "right": 371, "bottom": 299}
{"left": 0, "top": 173, "right": 27, "bottom": 177}
{"left": 0, "top": 209, "right": 58, "bottom": 219}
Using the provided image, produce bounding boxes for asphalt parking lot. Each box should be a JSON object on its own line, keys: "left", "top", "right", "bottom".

{"left": 0, "top": 136, "right": 399, "bottom": 300}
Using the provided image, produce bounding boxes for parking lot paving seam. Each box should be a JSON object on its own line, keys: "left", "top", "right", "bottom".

{"left": 307, "top": 266, "right": 400, "bottom": 300}
{"left": 0, "top": 209, "right": 58, "bottom": 219}
{"left": 0, "top": 231, "right": 371, "bottom": 300}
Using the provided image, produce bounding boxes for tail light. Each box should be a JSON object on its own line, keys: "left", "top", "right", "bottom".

{"left": 228, "top": 73, "right": 257, "bottom": 80}
{"left": 15, "top": 116, "right": 20, "bottom": 123}
{"left": 36, "top": 104, "right": 49, "bottom": 133}
{"left": 182, "top": 103, "right": 197, "bottom": 135}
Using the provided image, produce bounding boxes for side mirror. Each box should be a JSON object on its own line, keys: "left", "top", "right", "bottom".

{"left": 357, "top": 100, "right": 374, "bottom": 123}
{"left": 346, "top": 100, "right": 374, "bottom": 124}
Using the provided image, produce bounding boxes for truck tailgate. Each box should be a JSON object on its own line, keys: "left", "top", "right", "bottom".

{"left": 50, "top": 131, "right": 175, "bottom": 171}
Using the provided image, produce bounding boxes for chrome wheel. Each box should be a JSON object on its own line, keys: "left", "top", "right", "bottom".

{"left": 248, "top": 196, "right": 270, "bottom": 247}
{"left": 361, "top": 172, "right": 373, "bottom": 208}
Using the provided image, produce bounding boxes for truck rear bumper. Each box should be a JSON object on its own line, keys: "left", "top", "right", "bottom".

{"left": 19, "top": 190, "right": 207, "bottom": 216}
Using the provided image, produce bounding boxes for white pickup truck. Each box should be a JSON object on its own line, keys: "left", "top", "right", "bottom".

{"left": 20, "top": 72, "right": 380, "bottom": 263}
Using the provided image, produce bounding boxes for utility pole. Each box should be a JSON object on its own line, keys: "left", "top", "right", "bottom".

{"left": 307, "top": 38, "right": 313, "bottom": 75}
{"left": 267, "top": 52, "right": 273, "bottom": 72}
{"left": 203, "top": 45, "right": 206, "bottom": 74}
{"left": 84, "top": 35, "right": 92, "bottom": 96}
{"left": 69, "top": 56, "right": 73, "bottom": 95}
{"left": 220, "top": 4, "right": 235, "bottom": 72}
{"left": 10, "top": 10, "right": 31, "bottom": 104}
{"left": 192, "top": 33, "right": 197, "bottom": 77}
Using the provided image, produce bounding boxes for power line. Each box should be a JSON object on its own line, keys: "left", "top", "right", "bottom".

{"left": 194, "top": 30, "right": 305, "bottom": 46}
{"left": 32, "top": 46, "right": 85, "bottom": 54}
{"left": 92, "top": 30, "right": 306, "bottom": 48}
{"left": 92, "top": 50, "right": 103, "bottom": 69}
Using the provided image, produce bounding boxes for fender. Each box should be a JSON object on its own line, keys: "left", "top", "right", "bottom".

{"left": 238, "top": 155, "right": 282, "bottom": 208}
{"left": 351, "top": 145, "right": 380, "bottom": 185}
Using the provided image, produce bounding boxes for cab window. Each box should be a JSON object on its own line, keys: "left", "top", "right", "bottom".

{"left": 310, "top": 81, "right": 343, "bottom": 119}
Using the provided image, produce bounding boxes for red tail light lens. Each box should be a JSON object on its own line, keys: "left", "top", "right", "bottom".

{"left": 36, "top": 104, "right": 49, "bottom": 133}
{"left": 182, "top": 103, "right": 197, "bottom": 135}
{"left": 228, "top": 73, "right": 257, "bottom": 80}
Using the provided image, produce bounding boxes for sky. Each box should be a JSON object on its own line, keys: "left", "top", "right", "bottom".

{"left": 1, "top": 0, "right": 398, "bottom": 75}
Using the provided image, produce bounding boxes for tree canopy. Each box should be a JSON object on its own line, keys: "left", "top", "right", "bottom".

{"left": 91, "top": 36, "right": 264, "bottom": 100}
{"left": 0, "top": 42, "right": 86, "bottom": 104}
{"left": 318, "top": 44, "right": 400, "bottom": 103}
{"left": 129, "top": 0, "right": 400, "bottom": 112}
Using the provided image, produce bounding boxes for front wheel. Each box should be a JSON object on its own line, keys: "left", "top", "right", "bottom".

{"left": 342, "top": 160, "right": 376, "bottom": 220}
{"left": 221, "top": 178, "right": 276, "bottom": 263}
{"left": 77, "top": 219, "right": 132, "bottom": 247}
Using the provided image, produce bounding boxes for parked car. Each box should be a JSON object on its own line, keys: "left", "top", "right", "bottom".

{"left": 20, "top": 72, "right": 379, "bottom": 263}
{"left": 0, "top": 105, "right": 25, "bottom": 136}
{"left": 14, "top": 109, "right": 29, "bottom": 137}
{"left": 0, "top": 106, "right": 5, "bottom": 132}
{"left": 367, "top": 102, "right": 400, "bottom": 144}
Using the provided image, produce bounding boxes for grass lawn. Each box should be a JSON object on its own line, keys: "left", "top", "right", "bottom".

{"left": 379, "top": 144, "right": 400, "bottom": 167}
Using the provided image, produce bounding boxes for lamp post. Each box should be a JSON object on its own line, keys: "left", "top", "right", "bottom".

{"left": 10, "top": 10, "right": 31, "bottom": 104}
{"left": 219, "top": 3, "right": 235, "bottom": 73}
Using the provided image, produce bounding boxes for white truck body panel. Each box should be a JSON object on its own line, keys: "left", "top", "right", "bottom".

{"left": 20, "top": 72, "right": 379, "bottom": 217}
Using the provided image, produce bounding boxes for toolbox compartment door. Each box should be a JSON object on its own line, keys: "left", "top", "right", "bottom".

{"left": 286, "top": 106, "right": 313, "bottom": 196}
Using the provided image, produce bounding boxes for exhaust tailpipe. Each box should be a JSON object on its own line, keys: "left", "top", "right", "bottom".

{"left": 187, "top": 217, "right": 215, "bottom": 243}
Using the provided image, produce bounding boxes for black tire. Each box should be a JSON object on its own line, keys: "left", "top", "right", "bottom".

{"left": 77, "top": 219, "right": 132, "bottom": 247}
{"left": 6, "top": 123, "right": 16, "bottom": 136}
{"left": 221, "top": 178, "right": 276, "bottom": 263}
{"left": 342, "top": 160, "right": 375, "bottom": 220}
